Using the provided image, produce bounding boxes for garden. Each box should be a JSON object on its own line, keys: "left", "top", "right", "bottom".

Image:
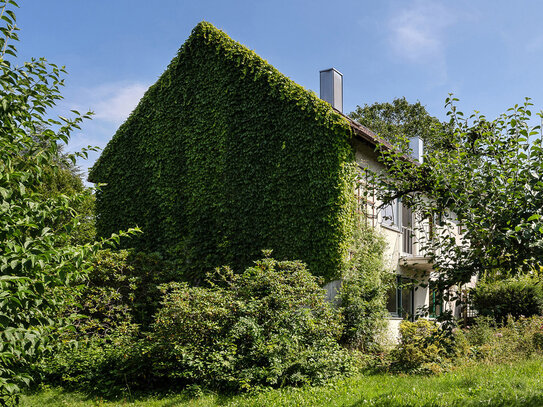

{"left": 4, "top": 0, "right": 543, "bottom": 406}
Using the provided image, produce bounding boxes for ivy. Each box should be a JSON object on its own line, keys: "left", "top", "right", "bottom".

{"left": 90, "top": 22, "right": 356, "bottom": 282}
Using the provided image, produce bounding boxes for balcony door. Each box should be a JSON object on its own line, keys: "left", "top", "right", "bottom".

{"left": 402, "top": 203, "right": 414, "bottom": 255}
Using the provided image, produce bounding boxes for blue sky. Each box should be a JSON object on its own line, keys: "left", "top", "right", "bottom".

{"left": 16, "top": 0, "right": 543, "bottom": 178}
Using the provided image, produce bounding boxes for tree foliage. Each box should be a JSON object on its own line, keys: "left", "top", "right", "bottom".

{"left": 35, "top": 142, "right": 96, "bottom": 245}
{"left": 349, "top": 97, "right": 448, "bottom": 153}
{"left": 0, "top": 2, "right": 135, "bottom": 404}
{"left": 471, "top": 275, "right": 543, "bottom": 324}
{"left": 339, "top": 224, "right": 391, "bottom": 352}
{"left": 370, "top": 96, "right": 543, "bottom": 288}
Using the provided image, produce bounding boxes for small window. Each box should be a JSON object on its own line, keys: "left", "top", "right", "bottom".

{"left": 429, "top": 286, "right": 442, "bottom": 318}
{"left": 355, "top": 176, "right": 377, "bottom": 227}
{"left": 381, "top": 198, "right": 400, "bottom": 229}
{"left": 386, "top": 276, "right": 415, "bottom": 320}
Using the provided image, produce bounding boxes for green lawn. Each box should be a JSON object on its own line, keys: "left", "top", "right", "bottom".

{"left": 22, "top": 358, "right": 543, "bottom": 407}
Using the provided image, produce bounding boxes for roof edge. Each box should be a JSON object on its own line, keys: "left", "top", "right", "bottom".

{"left": 333, "top": 108, "right": 418, "bottom": 165}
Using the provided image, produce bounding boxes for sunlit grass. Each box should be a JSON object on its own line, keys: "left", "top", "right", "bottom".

{"left": 22, "top": 358, "right": 543, "bottom": 407}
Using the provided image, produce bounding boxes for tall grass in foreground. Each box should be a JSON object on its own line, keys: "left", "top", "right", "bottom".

{"left": 22, "top": 357, "right": 543, "bottom": 407}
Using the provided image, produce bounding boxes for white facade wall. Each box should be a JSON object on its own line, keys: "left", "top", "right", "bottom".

{"left": 351, "top": 138, "right": 467, "bottom": 342}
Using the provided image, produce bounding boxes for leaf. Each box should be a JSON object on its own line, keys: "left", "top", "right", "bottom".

{"left": 0, "top": 187, "right": 9, "bottom": 199}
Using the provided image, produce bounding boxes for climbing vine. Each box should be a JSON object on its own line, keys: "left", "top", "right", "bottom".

{"left": 90, "top": 22, "right": 356, "bottom": 281}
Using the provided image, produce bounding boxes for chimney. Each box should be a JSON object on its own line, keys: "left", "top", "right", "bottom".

{"left": 409, "top": 136, "right": 424, "bottom": 163}
{"left": 320, "top": 68, "right": 343, "bottom": 112}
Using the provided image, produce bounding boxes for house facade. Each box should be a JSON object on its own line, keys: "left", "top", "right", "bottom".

{"left": 89, "top": 21, "right": 466, "bottom": 339}
{"left": 321, "top": 110, "right": 467, "bottom": 339}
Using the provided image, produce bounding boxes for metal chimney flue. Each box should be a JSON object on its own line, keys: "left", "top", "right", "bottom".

{"left": 320, "top": 68, "right": 343, "bottom": 113}
{"left": 409, "top": 136, "right": 424, "bottom": 163}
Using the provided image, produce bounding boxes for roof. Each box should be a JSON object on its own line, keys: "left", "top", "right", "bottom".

{"left": 332, "top": 108, "right": 418, "bottom": 164}
{"left": 335, "top": 108, "right": 395, "bottom": 150}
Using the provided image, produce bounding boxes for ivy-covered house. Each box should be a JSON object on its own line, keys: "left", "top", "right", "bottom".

{"left": 89, "top": 21, "right": 360, "bottom": 283}
{"left": 89, "top": 22, "right": 458, "bottom": 333}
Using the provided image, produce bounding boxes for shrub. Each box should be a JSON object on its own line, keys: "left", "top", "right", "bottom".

{"left": 339, "top": 225, "right": 391, "bottom": 352}
{"left": 150, "top": 254, "right": 356, "bottom": 391}
{"left": 464, "top": 315, "right": 543, "bottom": 362}
{"left": 37, "top": 250, "right": 180, "bottom": 396}
{"left": 391, "top": 319, "right": 468, "bottom": 373}
{"left": 37, "top": 331, "right": 153, "bottom": 398}
{"left": 41, "top": 254, "right": 356, "bottom": 395}
{"left": 471, "top": 276, "right": 543, "bottom": 324}
{"left": 393, "top": 320, "right": 441, "bottom": 371}
{"left": 60, "top": 249, "right": 181, "bottom": 337}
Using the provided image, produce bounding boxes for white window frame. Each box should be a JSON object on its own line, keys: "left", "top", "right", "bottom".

{"left": 381, "top": 198, "right": 401, "bottom": 231}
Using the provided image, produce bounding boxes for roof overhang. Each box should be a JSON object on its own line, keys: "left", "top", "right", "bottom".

{"left": 333, "top": 108, "right": 419, "bottom": 166}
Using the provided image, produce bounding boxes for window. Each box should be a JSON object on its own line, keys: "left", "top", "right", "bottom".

{"left": 386, "top": 276, "right": 414, "bottom": 320}
{"left": 381, "top": 198, "right": 400, "bottom": 229}
{"left": 429, "top": 285, "right": 442, "bottom": 318}
{"left": 402, "top": 203, "right": 414, "bottom": 255}
{"left": 355, "top": 176, "right": 376, "bottom": 227}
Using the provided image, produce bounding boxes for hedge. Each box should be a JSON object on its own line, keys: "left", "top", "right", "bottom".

{"left": 89, "top": 21, "right": 356, "bottom": 282}
{"left": 471, "top": 276, "right": 543, "bottom": 324}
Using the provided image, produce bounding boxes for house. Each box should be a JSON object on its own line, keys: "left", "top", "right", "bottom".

{"left": 89, "top": 21, "right": 464, "bottom": 337}
{"left": 318, "top": 74, "right": 469, "bottom": 338}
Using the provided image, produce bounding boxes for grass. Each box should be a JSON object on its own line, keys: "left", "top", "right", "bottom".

{"left": 21, "top": 358, "right": 543, "bottom": 407}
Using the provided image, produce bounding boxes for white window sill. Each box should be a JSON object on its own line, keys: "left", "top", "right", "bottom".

{"left": 381, "top": 223, "right": 401, "bottom": 233}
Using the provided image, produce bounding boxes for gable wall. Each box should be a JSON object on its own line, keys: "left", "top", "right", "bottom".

{"left": 90, "top": 22, "right": 357, "bottom": 282}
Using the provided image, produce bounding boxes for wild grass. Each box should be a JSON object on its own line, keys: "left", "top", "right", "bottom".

{"left": 22, "top": 357, "right": 543, "bottom": 407}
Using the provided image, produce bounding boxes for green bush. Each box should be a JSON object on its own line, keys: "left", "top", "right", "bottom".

{"left": 471, "top": 276, "right": 543, "bottom": 324}
{"left": 393, "top": 320, "right": 441, "bottom": 371}
{"left": 339, "top": 225, "right": 390, "bottom": 352}
{"left": 37, "top": 331, "right": 152, "bottom": 398}
{"left": 60, "top": 249, "right": 181, "bottom": 336}
{"left": 150, "top": 255, "right": 355, "bottom": 391}
{"left": 391, "top": 319, "right": 467, "bottom": 373}
{"left": 464, "top": 315, "right": 543, "bottom": 362}
{"left": 38, "top": 250, "right": 180, "bottom": 396}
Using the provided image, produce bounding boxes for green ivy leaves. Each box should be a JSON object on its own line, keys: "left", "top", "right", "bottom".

{"left": 90, "top": 21, "right": 356, "bottom": 283}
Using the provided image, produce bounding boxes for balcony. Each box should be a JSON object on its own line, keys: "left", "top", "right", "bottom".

{"left": 400, "top": 255, "right": 433, "bottom": 271}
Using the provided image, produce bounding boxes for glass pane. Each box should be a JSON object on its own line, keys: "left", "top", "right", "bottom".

{"left": 382, "top": 199, "right": 398, "bottom": 227}
{"left": 401, "top": 286, "right": 412, "bottom": 318}
{"left": 386, "top": 284, "right": 397, "bottom": 315}
{"left": 402, "top": 203, "right": 412, "bottom": 228}
{"left": 382, "top": 203, "right": 394, "bottom": 225}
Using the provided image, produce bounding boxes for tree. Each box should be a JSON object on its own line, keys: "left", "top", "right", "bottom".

{"left": 34, "top": 141, "right": 97, "bottom": 245}
{"left": 0, "top": 2, "right": 135, "bottom": 404}
{"left": 349, "top": 97, "right": 449, "bottom": 153}
{"left": 369, "top": 96, "right": 543, "bottom": 289}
